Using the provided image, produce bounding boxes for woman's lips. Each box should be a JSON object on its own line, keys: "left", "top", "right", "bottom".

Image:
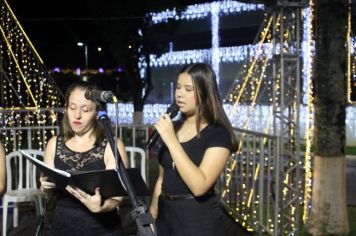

{"left": 73, "top": 121, "right": 82, "bottom": 125}
{"left": 177, "top": 101, "right": 184, "bottom": 107}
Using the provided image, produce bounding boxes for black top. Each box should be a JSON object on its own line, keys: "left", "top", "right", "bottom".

{"left": 159, "top": 124, "right": 233, "bottom": 194}
{"left": 45, "top": 136, "right": 122, "bottom": 235}
{"left": 55, "top": 135, "right": 107, "bottom": 172}
{"left": 54, "top": 135, "right": 108, "bottom": 205}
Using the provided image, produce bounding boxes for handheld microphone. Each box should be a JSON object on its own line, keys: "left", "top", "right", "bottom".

{"left": 146, "top": 103, "right": 180, "bottom": 149}
{"left": 85, "top": 89, "right": 117, "bottom": 103}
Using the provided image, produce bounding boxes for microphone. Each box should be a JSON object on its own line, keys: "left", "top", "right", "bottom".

{"left": 85, "top": 89, "right": 117, "bottom": 103}
{"left": 145, "top": 103, "right": 180, "bottom": 149}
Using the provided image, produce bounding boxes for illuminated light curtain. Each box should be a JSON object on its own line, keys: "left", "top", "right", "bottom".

{"left": 0, "top": 0, "right": 64, "bottom": 152}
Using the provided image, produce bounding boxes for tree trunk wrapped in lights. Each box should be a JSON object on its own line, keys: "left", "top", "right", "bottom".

{"left": 306, "top": 0, "right": 349, "bottom": 235}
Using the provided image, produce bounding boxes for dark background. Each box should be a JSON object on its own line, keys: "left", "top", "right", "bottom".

{"left": 8, "top": 0, "right": 215, "bottom": 69}
{"left": 6, "top": 0, "right": 264, "bottom": 102}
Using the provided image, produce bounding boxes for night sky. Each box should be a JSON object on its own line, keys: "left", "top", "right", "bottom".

{"left": 7, "top": 0, "right": 210, "bottom": 69}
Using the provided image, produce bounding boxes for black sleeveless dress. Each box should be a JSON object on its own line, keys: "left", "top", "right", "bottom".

{"left": 44, "top": 136, "right": 122, "bottom": 236}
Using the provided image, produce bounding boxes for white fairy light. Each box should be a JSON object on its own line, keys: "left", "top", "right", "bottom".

{"left": 149, "top": 1, "right": 264, "bottom": 24}
{"left": 148, "top": 44, "right": 274, "bottom": 67}
{"left": 106, "top": 103, "right": 356, "bottom": 146}
{"left": 211, "top": 2, "right": 220, "bottom": 85}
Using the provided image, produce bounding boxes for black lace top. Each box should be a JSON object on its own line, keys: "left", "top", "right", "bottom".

{"left": 45, "top": 136, "right": 122, "bottom": 235}
{"left": 54, "top": 135, "right": 107, "bottom": 172}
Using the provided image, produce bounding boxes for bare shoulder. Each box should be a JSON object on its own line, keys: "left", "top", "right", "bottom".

{"left": 104, "top": 138, "right": 125, "bottom": 152}
{"left": 44, "top": 136, "right": 57, "bottom": 165}
{"left": 104, "top": 138, "right": 128, "bottom": 167}
{"left": 47, "top": 136, "right": 57, "bottom": 145}
{"left": 45, "top": 136, "right": 57, "bottom": 152}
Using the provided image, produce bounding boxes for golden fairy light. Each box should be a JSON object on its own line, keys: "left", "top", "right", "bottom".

{"left": 0, "top": 0, "right": 63, "bottom": 152}
{"left": 302, "top": 0, "right": 315, "bottom": 223}
{"left": 347, "top": 0, "right": 352, "bottom": 103}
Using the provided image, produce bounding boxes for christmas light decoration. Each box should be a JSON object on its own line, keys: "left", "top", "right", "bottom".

{"left": 302, "top": 1, "right": 314, "bottom": 223}
{"left": 0, "top": 0, "right": 62, "bottom": 152}
{"left": 211, "top": 2, "right": 220, "bottom": 84}
{"left": 149, "top": 1, "right": 264, "bottom": 24}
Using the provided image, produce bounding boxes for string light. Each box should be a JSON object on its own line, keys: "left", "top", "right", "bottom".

{"left": 149, "top": 1, "right": 264, "bottom": 24}
{"left": 148, "top": 44, "right": 274, "bottom": 68}
{"left": 2, "top": 0, "right": 356, "bottom": 233}
{"left": 302, "top": 1, "right": 314, "bottom": 223}
{"left": 143, "top": 1, "right": 265, "bottom": 87}
{"left": 0, "top": 0, "right": 62, "bottom": 152}
{"left": 347, "top": 0, "right": 352, "bottom": 103}
{"left": 211, "top": 2, "right": 220, "bottom": 85}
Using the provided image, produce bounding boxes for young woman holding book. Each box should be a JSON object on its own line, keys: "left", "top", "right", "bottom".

{"left": 149, "top": 63, "right": 238, "bottom": 235}
{"left": 39, "top": 81, "right": 128, "bottom": 235}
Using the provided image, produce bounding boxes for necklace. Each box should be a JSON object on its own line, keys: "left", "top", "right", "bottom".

{"left": 177, "top": 128, "right": 195, "bottom": 142}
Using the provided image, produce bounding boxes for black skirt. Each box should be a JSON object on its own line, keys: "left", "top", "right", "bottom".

{"left": 44, "top": 198, "right": 123, "bottom": 236}
{"left": 156, "top": 194, "right": 226, "bottom": 236}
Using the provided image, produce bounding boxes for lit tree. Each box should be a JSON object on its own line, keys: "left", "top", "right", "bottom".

{"left": 306, "top": 0, "right": 349, "bottom": 234}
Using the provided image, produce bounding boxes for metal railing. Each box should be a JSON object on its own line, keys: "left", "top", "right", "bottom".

{"left": 0, "top": 111, "right": 301, "bottom": 234}
{"left": 218, "top": 127, "right": 285, "bottom": 235}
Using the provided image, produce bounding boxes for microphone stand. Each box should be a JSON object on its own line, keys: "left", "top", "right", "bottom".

{"left": 97, "top": 110, "right": 156, "bottom": 236}
{"left": 35, "top": 194, "right": 47, "bottom": 236}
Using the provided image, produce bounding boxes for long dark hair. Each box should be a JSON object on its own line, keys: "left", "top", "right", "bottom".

{"left": 179, "top": 63, "right": 238, "bottom": 151}
{"left": 61, "top": 81, "right": 105, "bottom": 144}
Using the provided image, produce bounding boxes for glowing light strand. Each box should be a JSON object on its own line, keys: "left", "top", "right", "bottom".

{"left": 148, "top": 44, "right": 274, "bottom": 67}
{"left": 302, "top": 1, "right": 314, "bottom": 223}
{"left": 149, "top": 1, "right": 264, "bottom": 24}
{"left": 211, "top": 2, "right": 220, "bottom": 85}
{"left": 0, "top": 0, "right": 62, "bottom": 154}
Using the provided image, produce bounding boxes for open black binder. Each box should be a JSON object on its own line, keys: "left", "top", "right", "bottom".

{"left": 20, "top": 150, "right": 150, "bottom": 199}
